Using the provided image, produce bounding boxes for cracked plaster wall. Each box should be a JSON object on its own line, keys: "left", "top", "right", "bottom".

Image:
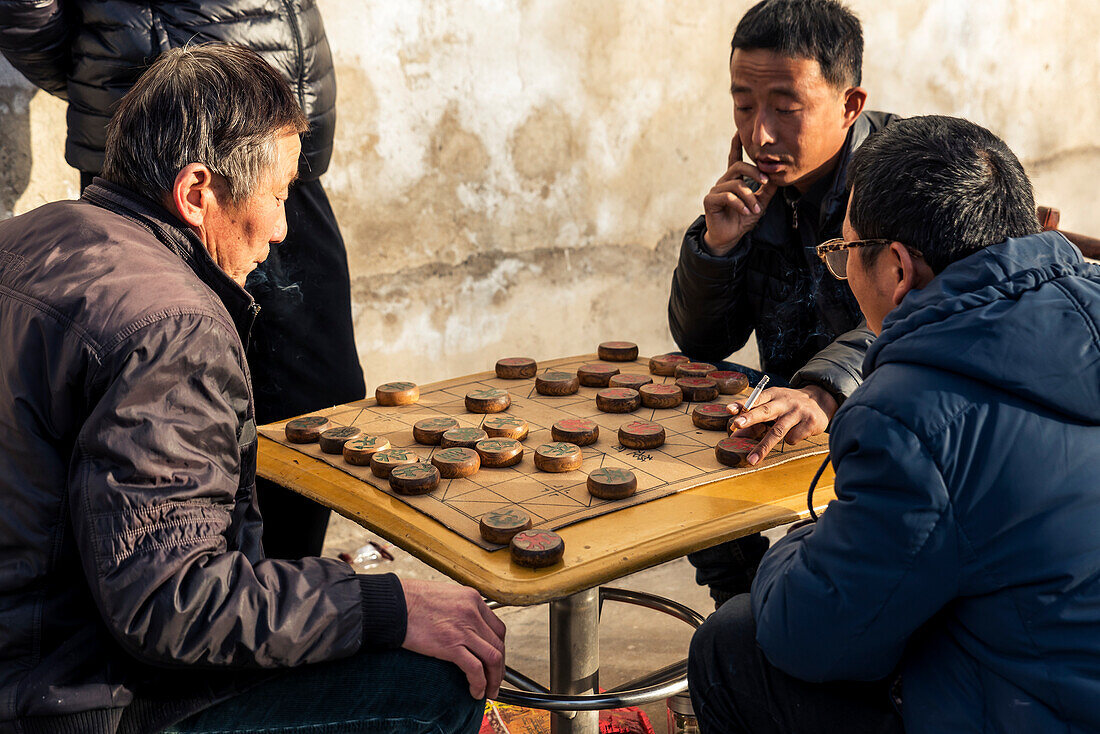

{"left": 2, "top": 0, "right": 1098, "bottom": 387}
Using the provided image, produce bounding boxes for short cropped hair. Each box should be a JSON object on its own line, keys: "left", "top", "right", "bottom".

{"left": 848, "top": 116, "right": 1040, "bottom": 274}
{"left": 103, "top": 44, "right": 308, "bottom": 204}
{"left": 732, "top": 0, "right": 863, "bottom": 89}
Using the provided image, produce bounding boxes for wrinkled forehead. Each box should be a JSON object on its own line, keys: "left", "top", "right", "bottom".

{"left": 730, "top": 48, "right": 828, "bottom": 97}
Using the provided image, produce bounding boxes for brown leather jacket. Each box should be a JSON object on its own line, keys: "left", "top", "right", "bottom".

{"left": 0, "top": 181, "right": 404, "bottom": 734}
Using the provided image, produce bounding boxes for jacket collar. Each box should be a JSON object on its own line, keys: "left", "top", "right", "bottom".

{"left": 82, "top": 178, "right": 259, "bottom": 347}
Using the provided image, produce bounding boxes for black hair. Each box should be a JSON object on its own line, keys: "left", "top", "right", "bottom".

{"left": 847, "top": 115, "right": 1040, "bottom": 274}
{"left": 732, "top": 0, "right": 863, "bottom": 88}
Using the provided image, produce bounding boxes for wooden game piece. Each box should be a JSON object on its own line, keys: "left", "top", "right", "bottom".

{"left": 479, "top": 507, "right": 532, "bottom": 545}
{"left": 483, "top": 415, "right": 530, "bottom": 441}
{"left": 474, "top": 438, "right": 525, "bottom": 468}
{"left": 576, "top": 363, "right": 620, "bottom": 387}
{"left": 510, "top": 529, "right": 565, "bottom": 568}
{"left": 319, "top": 426, "right": 363, "bottom": 454}
{"left": 595, "top": 387, "right": 641, "bottom": 413}
{"left": 343, "top": 435, "right": 391, "bottom": 466}
{"left": 388, "top": 462, "right": 441, "bottom": 495}
{"left": 496, "top": 357, "right": 537, "bottom": 379}
{"left": 370, "top": 448, "right": 420, "bottom": 478}
{"left": 465, "top": 387, "right": 511, "bottom": 414}
{"left": 675, "top": 362, "right": 717, "bottom": 379}
{"left": 535, "top": 371, "right": 580, "bottom": 396}
{"left": 534, "top": 442, "right": 583, "bottom": 472}
{"left": 618, "top": 420, "right": 666, "bottom": 450}
{"left": 413, "top": 417, "right": 460, "bottom": 445}
{"left": 710, "top": 370, "right": 750, "bottom": 395}
{"left": 597, "top": 341, "right": 639, "bottom": 362}
{"left": 440, "top": 427, "right": 488, "bottom": 449}
{"left": 375, "top": 381, "right": 419, "bottom": 406}
{"left": 648, "top": 354, "right": 690, "bottom": 376}
{"left": 715, "top": 437, "right": 756, "bottom": 467}
{"left": 284, "top": 415, "right": 332, "bottom": 444}
{"left": 431, "top": 447, "right": 481, "bottom": 478}
{"left": 551, "top": 418, "right": 599, "bottom": 446}
{"left": 676, "top": 377, "right": 719, "bottom": 402}
{"left": 692, "top": 404, "right": 733, "bottom": 431}
{"left": 586, "top": 467, "right": 638, "bottom": 500}
{"left": 639, "top": 383, "right": 683, "bottom": 409}
{"left": 608, "top": 373, "right": 653, "bottom": 390}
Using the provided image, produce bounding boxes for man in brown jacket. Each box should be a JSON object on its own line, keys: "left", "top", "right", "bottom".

{"left": 0, "top": 44, "right": 501, "bottom": 734}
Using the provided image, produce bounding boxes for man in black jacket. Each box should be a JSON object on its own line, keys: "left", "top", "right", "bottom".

{"left": 669, "top": 0, "right": 895, "bottom": 605}
{"left": 0, "top": 45, "right": 499, "bottom": 734}
{"left": 0, "top": 0, "right": 363, "bottom": 560}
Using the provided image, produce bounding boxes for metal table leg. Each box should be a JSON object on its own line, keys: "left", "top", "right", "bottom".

{"left": 550, "top": 587, "right": 600, "bottom": 734}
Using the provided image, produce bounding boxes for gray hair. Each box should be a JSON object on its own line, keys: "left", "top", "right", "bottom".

{"left": 103, "top": 44, "right": 308, "bottom": 204}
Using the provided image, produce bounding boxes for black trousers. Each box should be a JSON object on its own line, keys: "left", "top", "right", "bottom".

{"left": 81, "top": 174, "right": 366, "bottom": 559}
{"left": 687, "top": 594, "right": 904, "bottom": 734}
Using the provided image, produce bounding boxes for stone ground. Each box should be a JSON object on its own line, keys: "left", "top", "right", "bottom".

{"left": 322, "top": 511, "right": 790, "bottom": 731}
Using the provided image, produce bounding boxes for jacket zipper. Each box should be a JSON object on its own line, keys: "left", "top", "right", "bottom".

{"left": 280, "top": 0, "right": 307, "bottom": 113}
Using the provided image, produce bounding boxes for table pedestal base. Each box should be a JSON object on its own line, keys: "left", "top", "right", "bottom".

{"left": 550, "top": 588, "right": 600, "bottom": 733}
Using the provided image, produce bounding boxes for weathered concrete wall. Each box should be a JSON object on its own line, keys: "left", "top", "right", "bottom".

{"left": 2, "top": 0, "right": 1098, "bottom": 388}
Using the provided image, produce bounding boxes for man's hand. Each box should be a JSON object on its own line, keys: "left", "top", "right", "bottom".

{"left": 401, "top": 579, "right": 506, "bottom": 700}
{"left": 702, "top": 136, "right": 779, "bottom": 255}
{"left": 727, "top": 385, "right": 838, "bottom": 464}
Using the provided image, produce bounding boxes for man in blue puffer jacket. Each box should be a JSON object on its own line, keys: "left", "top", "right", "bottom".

{"left": 688, "top": 114, "right": 1100, "bottom": 733}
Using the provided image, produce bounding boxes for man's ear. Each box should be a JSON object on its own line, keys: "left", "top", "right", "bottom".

{"left": 888, "top": 241, "right": 933, "bottom": 306}
{"left": 168, "top": 163, "right": 218, "bottom": 229}
{"left": 841, "top": 86, "right": 867, "bottom": 129}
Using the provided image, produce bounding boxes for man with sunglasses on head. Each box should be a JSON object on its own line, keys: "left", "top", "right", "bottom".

{"left": 669, "top": 0, "right": 896, "bottom": 607}
{"left": 688, "top": 114, "right": 1100, "bottom": 733}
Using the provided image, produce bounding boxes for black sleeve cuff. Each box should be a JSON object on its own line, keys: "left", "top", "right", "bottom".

{"left": 357, "top": 573, "right": 408, "bottom": 650}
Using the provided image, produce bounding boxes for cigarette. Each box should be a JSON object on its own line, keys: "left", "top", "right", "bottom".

{"left": 742, "top": 375, "right": 770, "bottom": 411}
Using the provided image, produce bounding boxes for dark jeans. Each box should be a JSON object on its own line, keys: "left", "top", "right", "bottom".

{"left": 688, "top": 594, "right": 903, "bottom": 734}
{"left": 684, "top": 361, "right": 789, "bottom": 607}
{"left": 161, "top": 647, "right": 482, "bottom": 734}
{"left": 82, "top": 173, "right": 367, "bottom": 559}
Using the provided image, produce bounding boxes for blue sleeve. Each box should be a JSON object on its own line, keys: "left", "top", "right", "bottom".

{"left": 751, "top": 404, "right": 959, "bottom": 682}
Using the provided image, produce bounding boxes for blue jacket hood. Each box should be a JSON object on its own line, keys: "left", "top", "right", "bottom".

{"left": 865, "top": 230, "right": 1100, "bottom": 425}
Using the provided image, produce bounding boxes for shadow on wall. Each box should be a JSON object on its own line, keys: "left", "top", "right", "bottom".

{"left": 0, "top": 78, "right": 33, "bottom": 220}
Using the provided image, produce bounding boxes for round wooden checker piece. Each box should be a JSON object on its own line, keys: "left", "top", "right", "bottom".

{"left": 510, "top": 529, "right": 565, "bottom": 568}
{"left": 474, "top": 438, "right": 525, "bottom": 468}
{"left": 535, "top": 371, "right": 581, "bottom": 396}
{"left": 412, "top": 417, "right": 460, "bottom": 445}
{"left": 479, "top": 507, "right": 533, "bottom": 545}
{"left": 608, "top": 373, "right": 653, "bottom": 390}
{"left": 676, "top": 377, "right": 720, "bottom": 402}
{"left": 711, "top": 370, "right": 750, "bottom": 395}
{"left": 675, "top": 362, "right": 717, "bottom": 379}
{"left": 649, "top": 354, "right": 690, "bottom": 376}
{"left": 318, "top": 426, "right": 363, "bottom": 454}
{"left": 597, "top": 341, "right": 639, "bottom": 362}
{"left": 576, "top": 363, "right": 620, "bottom": 387}
{"left": 343, "top": 435, "right": 391, "bottom": 466}
{"left": 586, "top": 467, "right": 638, "bottom": 500}
{"left": 375, "top": 381, "right": 419, "bottom": 406}
{"left": 534, "top": 442, "right": 584, "bottom": 473}
{"left": 551, "top": 418, "right": 599, "bottom": 446}
{"left": 440, "top": 427, "right": 488, "bottom": 449}
{"left": 640, "top": 383, "right": 684, "bottom": 409}
{"left": 595, "top": 387, "right": 641, "bottom": 413}
{"left": 716, "top": 437, "right": 756, "bottom": 468}
{"left": 284, "top": 415, "right": 332, "bottom": 444}
{"left": 370, "top": 448, "right": 421, "bottom": 478}
{"left": 618, "top": 420, "right": 666, "bottom": 450}
{"left": 692, "top": 403, "right": 733, "bottom": 431}
{"left": 431, "top": 447, "right": 481, "bottom": 478}
{"left": 388, "top": 462, "right": 441, "bottom": 496}
{"left": 465, "top": 387, "right": 511, "bottom": 414}
{"left": 495, "top": 357, "right": 537, "bottom": 379}
{"left": 483, "top": 415, "right": 530, "bottom": 441}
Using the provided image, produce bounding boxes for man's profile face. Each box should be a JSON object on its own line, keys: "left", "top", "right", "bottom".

{"left": 203, "top": 130, "right": 301, "bottom": 286}
{"left": 730, "top": 48, "right": 856, "bottom": 191}
{"left": 842, "top": 201, "right": 893, "bottom": 335}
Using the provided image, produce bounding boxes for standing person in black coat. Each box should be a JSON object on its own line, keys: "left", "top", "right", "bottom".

{"left": 0, "top": 0, "right": 364, "bottom": 559}
{"left": 667, "top": 0, "right": 896, "bottom": 606}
